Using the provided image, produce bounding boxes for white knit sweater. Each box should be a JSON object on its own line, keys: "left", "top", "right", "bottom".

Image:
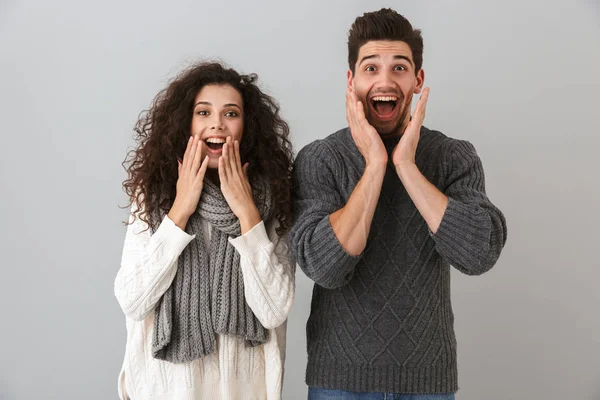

{"left": 114, "top": 208, "right": 295, "bottom": 400}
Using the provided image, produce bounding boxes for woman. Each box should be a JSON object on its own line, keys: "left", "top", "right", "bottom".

{"left": 115, "top": 61, "right": 295, "bottom": 400}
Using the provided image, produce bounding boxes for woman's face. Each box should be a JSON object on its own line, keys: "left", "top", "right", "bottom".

{"left": 191, "top": 84, "right": 244, "bottom": 169}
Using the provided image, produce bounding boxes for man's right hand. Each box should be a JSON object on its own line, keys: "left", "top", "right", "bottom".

{"left": 346, "top": 87, "right": 388, "bottom": 167}
{"left": 323, "top": 88, "right": 389, "bottom": 257}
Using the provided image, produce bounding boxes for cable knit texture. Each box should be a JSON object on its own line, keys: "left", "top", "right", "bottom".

{"left": 152, "top": 179, "right": 273, "bottom": 363}
{"left": 115, "top": 207, "right": 295, "bottom": 400}
{"left": 291, "top": 127, "right": 507, "bottom": 394}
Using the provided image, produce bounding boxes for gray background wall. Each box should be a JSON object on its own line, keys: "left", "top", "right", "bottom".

{"left": 1, "top": 0, "right": 599, "bottom": 399}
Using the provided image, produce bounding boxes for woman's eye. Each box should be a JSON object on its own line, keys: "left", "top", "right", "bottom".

{"left": 196, "top": 110, "right": 209, "bottom": 116}
{"left": 225, "top": 111, "right": 238, "bottom": 117}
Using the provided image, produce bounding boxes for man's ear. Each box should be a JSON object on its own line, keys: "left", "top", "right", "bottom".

{"left": 347, "top": 69, "right": 354, "bottom": 90}
{"left": 414, "top": 69, "right": 425, "bottom": 94}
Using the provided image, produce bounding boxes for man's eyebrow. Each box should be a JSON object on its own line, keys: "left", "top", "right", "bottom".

{"left": 359, "top": 54, "right": 380, "bottom": 65}
{"left": 358, "top": 54, "right": 414, "bottom": 66}
{"left": 393, "top": 55, "right": 414, "bottom": 66}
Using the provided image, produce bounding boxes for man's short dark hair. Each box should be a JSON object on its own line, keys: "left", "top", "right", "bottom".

{"left": 348, "top": 8, "right": 424, "bottom": 75}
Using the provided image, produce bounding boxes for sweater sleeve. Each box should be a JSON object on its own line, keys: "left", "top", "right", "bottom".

{"left": 229, "top": 221, "right": 296, "bottom": 329}
{"left": 290, "top": 141, "right": 362, "bottom": 289}
{"left": 432, "top": 139, "right": 507, "bottom": 275}
{"left": 114, "top": 205, "right": 195, "bottom": 321}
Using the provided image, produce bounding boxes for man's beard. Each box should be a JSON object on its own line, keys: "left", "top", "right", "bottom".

{"left": 364, "top": 93, "right": 411, "bottom": 136}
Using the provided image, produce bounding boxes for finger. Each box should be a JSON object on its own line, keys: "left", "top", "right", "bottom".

{"left": 218, "top": 154, "right": 227, "bottom": 183}
{"left": 356, "top": 101, "right": 372, "bottom": 132}
{"left": 224, "top": 138, "right": 234, "bottom": 176}
{"left": 420, "top": 87, "right": 430, "bottom": 121}
{"left": 231, "top": 139, "right": 239, "bottom": 166}
{"left": 182, "top": 136, "right": 193, "bottom": 170}
{"left": 227, "top": 137, "right": 237, "bottom": 167}
{"left": 351, "top": 91, "right": 364, "bottom": 132}
{"left": 191, "top": 138, "right": 204, "bottom": 173}
{"left": 356, "top": 99, "right": 366, "bottom": 120}
{"left": 196, "top": 155, "right": 210, "bottom": 182}
{"left": 188, "top": 135, "right": 199, "bottom": 170}
{"left": 242, "top": 163, "right": 249, "bottom": 179}
{"left": 414, "top": 87, "right": 429, "bottom": 124}
{"left": 345, "top": 87, "right": 352, "bottom": 116}
{"left": 346, "top": 88, "right": 354, "bottom": 130}
{"left": 420, "top": 87, "right": 430, "bottom": 102}
{"left": 348, "top": 87, "right": 357, "bottom": 114}
{"left": 221, "top": 139, "right": 230, "bottom": 175}
{"left": 346, "top": 88, "right": 359, "bottom": 134}
{"left": 220, "top": 141, "right": 231, "bottom": 181}
{"left": 233, "top": 140, "right": 243, "bottom": 174}
{"left": 222, "top": 137, "right": 229, "bottom": 162}
{"left": 199, "top": 140, "right": 207, "bottom": 161}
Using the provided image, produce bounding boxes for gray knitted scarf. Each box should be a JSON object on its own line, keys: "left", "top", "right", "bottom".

{"left": 152, "top": 178, "right": 272, "bottom": 363}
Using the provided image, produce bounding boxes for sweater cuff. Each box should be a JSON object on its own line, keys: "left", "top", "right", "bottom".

{"left": 154, "top": 215, "right": 196, "bottom": 255}
{"left": 314, "top": 216, "right": 362, "bottom": 288}
{"left": 228, "top": 221, "right": 271, "bottom": 257}
{"left": 432, "top": 196, "right": 491, "bottom": 258}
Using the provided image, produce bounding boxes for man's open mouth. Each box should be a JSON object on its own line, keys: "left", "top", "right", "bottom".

{"left": 370, "top": 95, "right": 399, "bottom": 118}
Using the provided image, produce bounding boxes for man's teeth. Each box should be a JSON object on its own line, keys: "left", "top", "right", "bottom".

{"left": 372, "top": 96, "right": 398, "bottom": 102}
{"left": 205, "top": 138, "right": 226, "bottom": 144}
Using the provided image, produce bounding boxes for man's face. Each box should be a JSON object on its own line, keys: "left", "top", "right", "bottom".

{"left": 348, "top": 40, "right": 424, "bottom": 136}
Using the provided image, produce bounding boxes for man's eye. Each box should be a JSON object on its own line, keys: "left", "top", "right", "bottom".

{"left": 395, "top": 65, "right": 406, "bottom": 71}
{"left": 365, "top": 66, "right": 376, "bottom": 72}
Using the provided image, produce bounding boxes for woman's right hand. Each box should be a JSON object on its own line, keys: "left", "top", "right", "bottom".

{"left": 168, "top": 135, "right": 210, "bottom": 230}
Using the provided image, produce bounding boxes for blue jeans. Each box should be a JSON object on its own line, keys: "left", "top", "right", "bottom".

{"left": 308, "top": 387, "right": 455, "bottom": 400}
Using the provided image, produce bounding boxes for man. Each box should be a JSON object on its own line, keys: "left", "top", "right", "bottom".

{"left": 291, "top": 8, "right": 507, "bottom": 400}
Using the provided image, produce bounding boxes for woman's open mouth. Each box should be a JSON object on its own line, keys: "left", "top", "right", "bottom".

{"left": 204, "top": 137, "right": 226, "bottom": 154}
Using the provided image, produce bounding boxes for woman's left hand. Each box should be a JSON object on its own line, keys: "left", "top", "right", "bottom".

{"left": 219, "top": 137, "right": 262, "bottom": 234}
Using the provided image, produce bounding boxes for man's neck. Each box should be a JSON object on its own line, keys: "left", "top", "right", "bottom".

{"left": 379, "top": 123, "right": 409, "bottom": 139}
{"left": 378, "top": 113, "right": 412, "bottom": 138}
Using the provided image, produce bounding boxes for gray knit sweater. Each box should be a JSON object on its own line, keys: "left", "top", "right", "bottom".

{"left": 291, "top": 127, "right": 507, "bottom": 394}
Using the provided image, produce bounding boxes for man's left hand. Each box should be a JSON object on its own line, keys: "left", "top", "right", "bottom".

{"left": 392, "top": 87, "right": 430, "bottom": 169}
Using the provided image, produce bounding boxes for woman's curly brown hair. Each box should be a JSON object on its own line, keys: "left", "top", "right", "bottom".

{"left": 122, "top": 61, "right": 294, "bottom": 235}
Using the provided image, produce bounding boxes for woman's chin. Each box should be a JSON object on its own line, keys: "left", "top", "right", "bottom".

{"left": 207, "top": 158, "right": 220, "bottom": 170}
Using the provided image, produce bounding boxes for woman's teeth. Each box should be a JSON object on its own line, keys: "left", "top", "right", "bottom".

{"left": 205, "top": 137, "right": 226, "bottom": 150}
{"left": 205, "top": 138, "right": 226, "bottom": 144}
